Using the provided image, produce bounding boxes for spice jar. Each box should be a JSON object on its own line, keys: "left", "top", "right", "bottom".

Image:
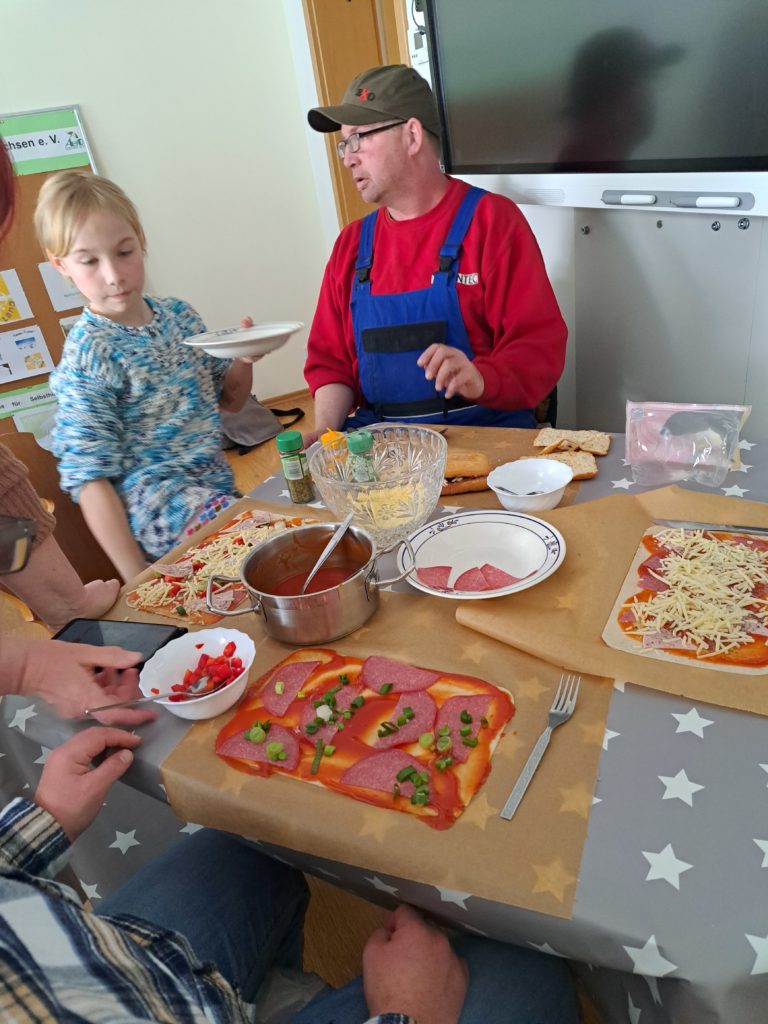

{"left": 276, "top": 430, "right": 315, "bottom": 503}
{"left": 346, "top": 430, "right": 376, "bottom": 483}
{"left": 320, "top": 428, "right": 345, "bottom": 452}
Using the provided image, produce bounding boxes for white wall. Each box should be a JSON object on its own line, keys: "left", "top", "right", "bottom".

{"left": 3, "top": 0, "right": 332, "bottom": 400}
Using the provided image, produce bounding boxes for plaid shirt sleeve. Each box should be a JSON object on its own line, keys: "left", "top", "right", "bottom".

{"left": 0, "top": 798, "right": 250, "bottom": 1023}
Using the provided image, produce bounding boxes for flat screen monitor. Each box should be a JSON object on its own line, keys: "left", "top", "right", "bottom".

{"left": 425, "top": 0, "right": 768, "bottom": 215}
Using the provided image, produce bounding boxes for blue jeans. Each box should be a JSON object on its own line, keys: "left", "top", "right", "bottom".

{"left": 294, "top": 931, "right": 580, "bottom": 1024}
{"left": 96, "top": 830, "right": 579, "bottom": 1023}
{"left": 96, "top": 830, "right": 309, "bottom": 1003}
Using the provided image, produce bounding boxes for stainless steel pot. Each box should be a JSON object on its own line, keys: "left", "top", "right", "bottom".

{"left": 206, "top": 522, "right": 413, "bottom": 645}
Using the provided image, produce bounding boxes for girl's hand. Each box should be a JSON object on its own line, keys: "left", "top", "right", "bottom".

{"left": 237, "top": 316, "right": 263, "bottom": 363}
{"left": 35, "top": 727, "right": 141, "bottom": 841}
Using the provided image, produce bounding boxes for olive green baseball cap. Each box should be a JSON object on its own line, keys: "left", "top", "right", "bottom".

{"left": 308, "top": 64, "right": 440, "bottom": 136}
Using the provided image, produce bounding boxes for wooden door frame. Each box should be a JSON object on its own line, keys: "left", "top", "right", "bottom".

{"left": 302, "top": 0, "right": 411, "bottom": 229}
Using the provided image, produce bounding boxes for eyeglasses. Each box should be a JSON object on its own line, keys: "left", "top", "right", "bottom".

{"left": 0, "top": 515, "right": 37, "bottom": 574}
{"left": 336, "top": 120, "right": 406, "bottom": 159}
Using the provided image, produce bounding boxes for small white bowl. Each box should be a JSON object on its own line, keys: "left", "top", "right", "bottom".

{"left": 139, "top": 628, "right": 255, "bottom": 720}
{"left": 488, "top": 458, "right": 573, "bottom": 512}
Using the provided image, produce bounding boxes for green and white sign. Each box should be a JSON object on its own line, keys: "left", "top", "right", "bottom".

{"left": 0, "top": 107, "right": 94, "bottom": 176}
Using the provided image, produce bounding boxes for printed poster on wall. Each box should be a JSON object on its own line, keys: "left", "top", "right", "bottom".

{"left": 38, "top": 261, "right": 85, "bottom": 312}
{"left": 0, "top": 107, "right": 94, "bottom": 175}
{"left": 0, "top": 326, "right": 54, "bottom": 383}
{"left": 0, "top": 268, "right": 34, "bottom": 323}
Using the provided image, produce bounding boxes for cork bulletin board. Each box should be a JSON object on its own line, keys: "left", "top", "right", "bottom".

{"left": 0, "top": 107, "right": 95, "bottom": 436}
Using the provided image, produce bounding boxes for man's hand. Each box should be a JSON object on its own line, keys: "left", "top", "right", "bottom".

{"left": 363, "top": 905, "right": 467, "bottom": 1024}
{"left": 10, "top": 636, "right": 157, "bottom": 726}
{"left": 35, "top": 727, "right": 141, "bottom": 841}
{"left": 417, "top": 344, "right": 485, "bottom": 401}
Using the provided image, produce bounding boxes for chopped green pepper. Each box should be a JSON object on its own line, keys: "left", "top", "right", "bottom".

{"left": 418, "top": 732, "right": 435, "bottom": 750}
{"left": 351, "top": 696, "right": 365, "bottom": 709}
{"left": 460, "top": 709, "right": 472, "bottom": 724}
{"left": 175, "top": 605, "right": 187, "bottom": 616}
{"left": 459, "top": 725, "right": 472, "bottom": 738}
{"left": 310, "top": 738, "right": 324, "bottom": 775}
{"left": 436, "top": 735, "right": 452, "bottom": 752}
{"left": 265, "top": 741, "right": 285, "bottom": 761}
{"left": 274, "top": 680, "right": 285, "bottom": 696}
{"left": 462, "top": 736, "right": 479, "bottom": 748}
{"left": 396, "top": 765, "right": 416, "bottom": 783}
{"left": 379, "top": 683, "right": 393, "bottom": 695}
{"left": 323, "top": 745, "right": 336, "bottom": 756}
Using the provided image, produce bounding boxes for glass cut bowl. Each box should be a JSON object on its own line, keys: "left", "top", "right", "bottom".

{"left": 308, "top": 425, "right": 448, "bottom": 549}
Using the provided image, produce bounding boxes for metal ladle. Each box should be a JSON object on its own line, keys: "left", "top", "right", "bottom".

{"left": 300, "top": 512, "right": 355, "bottom": 594}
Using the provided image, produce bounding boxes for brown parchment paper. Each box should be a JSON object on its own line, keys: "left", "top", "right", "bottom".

{"left": 159, "top": 589, "right": 612, "bottom": 919}
{"left": 456, "top": 486, "right": 768, "bottom": 716}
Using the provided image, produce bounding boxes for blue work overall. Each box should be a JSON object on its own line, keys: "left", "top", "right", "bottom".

{"left": 346, "top": 185, "right": 536, "bottom": 430}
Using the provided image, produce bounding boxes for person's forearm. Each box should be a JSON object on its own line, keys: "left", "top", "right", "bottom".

{"left": 313, "top": 383, "right": 355, "bottom": 432}
{"left": 1, "top": 533, "right": 118, "bottom": 630}
{"left": 79, "top": 480, "right": 146, "bottom": 582}
{"left": 220, "top": 359, "right": 254, "bottom": 413}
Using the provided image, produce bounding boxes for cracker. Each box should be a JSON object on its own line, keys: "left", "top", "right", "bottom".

{"left": 534, "top": 427, "right": 611, "bottom": 456}
{"left": 523, "top": 450, "right": 598, "bottom": 480}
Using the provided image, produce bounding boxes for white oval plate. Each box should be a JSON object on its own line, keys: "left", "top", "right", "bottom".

{"left": 398, "top": 510, "right": 566, "bottom": 600}
{"left": 184, "top": 321, "right": 304, "bottom": 359}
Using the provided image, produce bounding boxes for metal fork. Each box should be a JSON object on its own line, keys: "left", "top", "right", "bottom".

{"left": 499, "top": 673, "right": 581, "bottom": 820}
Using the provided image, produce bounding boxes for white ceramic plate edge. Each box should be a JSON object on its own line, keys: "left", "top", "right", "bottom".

{"left": 397, "top": 509, "right": 566, "bottom": 600}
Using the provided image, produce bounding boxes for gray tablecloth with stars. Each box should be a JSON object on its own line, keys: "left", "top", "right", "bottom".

{"left": 3, "top": 433, "right": 767, "bottom": 1024}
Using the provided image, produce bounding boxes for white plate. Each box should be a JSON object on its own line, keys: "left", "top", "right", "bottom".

{"left": 398, "top": 510, "right": 566, "bottom": 600}
{"left": 184, "top": 321, "right": 304, "bottom": 359}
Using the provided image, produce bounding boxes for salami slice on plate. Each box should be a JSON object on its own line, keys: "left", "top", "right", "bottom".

{"left": 479, "top": 563, "right": 523, "bottom": 589}
{"left": 453, "top": 566, "right": 491, "bottom": 592}
{"left": 217, "top": 723, "right": 300, "bottom": 771}
{"left": 414, "top": 565, "right": 452, "bottom": 590}
{"left": 360, "top": 655, "right": 440, "bottom": 693}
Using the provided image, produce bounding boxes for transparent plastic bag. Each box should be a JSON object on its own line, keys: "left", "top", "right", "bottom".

{"left": 625, "top": 401, "right": 751, "bottom": 487}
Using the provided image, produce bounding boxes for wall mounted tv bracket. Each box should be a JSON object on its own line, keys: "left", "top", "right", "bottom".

{"left": 602, "top": 191, "right": 754, "bottom": 211}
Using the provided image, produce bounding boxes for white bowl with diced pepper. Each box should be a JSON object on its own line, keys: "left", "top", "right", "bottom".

{"left": 139, "top": 628, "right": 255, "bottom": 720}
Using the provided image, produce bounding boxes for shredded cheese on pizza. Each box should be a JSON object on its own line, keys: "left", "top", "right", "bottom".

{"left": 625, "top": 528, "right": 768, "bottom": 657}
{"left": 127, "top": 512, "right": 306, "bottom": 619}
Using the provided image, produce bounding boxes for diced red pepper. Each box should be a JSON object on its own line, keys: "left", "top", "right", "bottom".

{"left": 223, "top": 641, "right": 236, "bottom": 658}
{"left": 150, "top": 687, "right": 160, "bottom": 695}
{"left": 195, "top": 642, "right": 204, "bottom": 649}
